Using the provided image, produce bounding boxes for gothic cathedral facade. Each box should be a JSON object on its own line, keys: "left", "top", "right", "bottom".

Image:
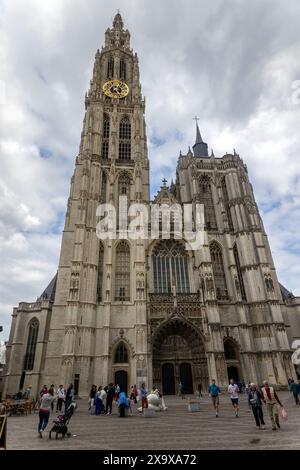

{"left": 3, "top": 14, "right": 298, "bottom": 398}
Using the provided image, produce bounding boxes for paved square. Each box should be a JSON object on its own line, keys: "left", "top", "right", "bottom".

{"left": 5, "top": 392, "right": 300, "bottom": 450}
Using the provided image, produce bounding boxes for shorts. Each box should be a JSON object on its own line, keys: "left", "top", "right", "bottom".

{"left": 211, "top": 396, "right": 219, "bottom": 406}
{"left": 231, "top": 398, "right": 239, "bottom": 406}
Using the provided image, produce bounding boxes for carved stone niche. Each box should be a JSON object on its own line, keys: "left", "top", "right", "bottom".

{"left": 136, "top": 355, "right": 146, "bottom": 369}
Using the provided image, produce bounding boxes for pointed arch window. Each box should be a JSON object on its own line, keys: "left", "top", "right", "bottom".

{"left": 233, "top": 244, "right": 246, "bottom": 300}
{"left": 198, "top": 175, "right": 217, "bottom": 230}
{"left": 24, "top": 319, "right": 39, "bottom": 370}
{"left": 120, "top": 59, "right": 126, "bottom": 80}
{"left": 221, "top": 176, "right": 233, "bottom": 231}
{"left": 210, "top": 241, "right": 228, "bottom": 300}
{"left": 118, "top": 172, "right": 131, "bottom": 196}
{"left": 224, "top": 339, "right": 238, "bottom": 360}
{"left": 115, "top": 241, "right": 130, "bottom": 301}
{"left": 102, "top": 113, "right": 110, "bottom": 159}
{"left": 97, "top": 243, "right": 104, "bottom": 302}
{"left": 114, "top": 342, "right": 128, "bottom": 363}
{"left": 119, "top": 117, "right": 131, "bottom": 160}
{"left": 152, "top": 240, "right": 190, "bottom": 294}
{"left": 107, "top": 56, "right": 114, "bottom": 78}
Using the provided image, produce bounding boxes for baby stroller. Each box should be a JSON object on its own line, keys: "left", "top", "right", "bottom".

{"left": 49, "top": 401, "right": 77, "bottom": 439}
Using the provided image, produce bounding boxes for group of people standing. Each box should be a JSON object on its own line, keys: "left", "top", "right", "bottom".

{"left": 88, "top": 383, "right": 148, "bottom": 417}
{"left": 208, "top": 378, "right": 287, "bottom": 431}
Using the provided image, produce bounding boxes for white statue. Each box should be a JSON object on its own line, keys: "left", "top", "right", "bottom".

{"left": 137, "top": 387, "right": 167, "bottom": 412}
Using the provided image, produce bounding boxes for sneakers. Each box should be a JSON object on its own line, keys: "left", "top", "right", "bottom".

{"left": 215, "top": 412, "right": 219, "bottom": 418}
{"left": 38, "top": 431, "right": 43, "bottom": 438}
{"left": 261, "top": 426, "right": 265, "bottom": 430}
{"left": 257, "top": 426, "right": 261, "bottom": 430}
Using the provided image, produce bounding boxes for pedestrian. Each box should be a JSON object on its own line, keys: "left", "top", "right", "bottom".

{"left": 197, "top": 383, "right": 202, "bottom": 398}
{"left": 89, "top": 384, "right": 97, "bottom": 411}
{"left": 248, "top": 383, "right": 265, "bottom": 430}
{"left": 40, "top": 385, "right": 48, "bottom": 397}
{"left": 132, "top": 384, "right": 138, "bottom": 403}
{"left": 95, "top": 386, "right": 105, "bottom": 415}
{"left": 130, "top": 385, "right": 138, "bottom": 403}
{"left": 289, "top": 380, "right": 300, "bottom": 406}
{"left": 100, "top": 385, "right": 107, "bottom": 404}
{"left": 114, "top": 383, "right": 120, "bottom": 402}
{"left": 261, "top": 380, "right": 283, "bottom": 431}
{"left": 105, "top": 383, "right": 115, "bottom": 415}
{"left": 56, "top": 384, "right": 65, "bottom": 412}
{"left": 178, "top": 382, "right": 185, "bottom": 399}
{"left": 118, "top": 391, "right": 130, "bottom": 417}
{"left": 208, "top": 379, "right": 221, "bottom": 417}
{"left": 65, "top": 383, "right": 75, "bottom": 413}
{"left": 50, "top": 384, "right": 56, "bottom": 412}
{"left": 140, "top": 383, "right": 148, "bottom": 412}
{"left": 228, "top": 378, "right": 240, "bottom": 417}
{"left": 37, "top": 386, "right": 55, "bottom": 438}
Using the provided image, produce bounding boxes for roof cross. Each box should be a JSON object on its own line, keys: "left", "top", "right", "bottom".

{"left": 162, "top": 178, "right": 167, "bottom": 187}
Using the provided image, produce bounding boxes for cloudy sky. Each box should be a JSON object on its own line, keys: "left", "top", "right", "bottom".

{"left": 0, "top": 0, "right": 300, "bottom": 341}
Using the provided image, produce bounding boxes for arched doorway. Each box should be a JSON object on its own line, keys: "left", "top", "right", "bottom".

{"left": 180, "top": 363, "right": 193, "bottom": 394}
{"left": 152, "top": 318, "right": 208, "bottom": 395}
{"left": 162, "top": 363, "right": 175, "bottom": 395}
{"left": 114, "top": 370, "right": 128, "bottom": 394}
{"left": 227, "top": 366, "right": 239, "bottom": 383}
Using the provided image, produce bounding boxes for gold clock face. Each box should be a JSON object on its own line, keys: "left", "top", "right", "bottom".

{"left": 102, "top": 80, "right": 129, "bottom": 99}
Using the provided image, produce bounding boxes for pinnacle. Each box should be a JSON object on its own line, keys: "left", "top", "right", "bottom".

{"left": 113, "top": 11, "right": 124, "bottom": 29}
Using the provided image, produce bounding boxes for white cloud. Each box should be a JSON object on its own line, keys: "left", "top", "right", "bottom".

{"left": 0, "top": 0, "right": 300, "bottom": 340}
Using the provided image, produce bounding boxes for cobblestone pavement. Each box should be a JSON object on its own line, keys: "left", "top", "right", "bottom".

{"left": 5, "top": 392, "right": 300, "bottom": 450}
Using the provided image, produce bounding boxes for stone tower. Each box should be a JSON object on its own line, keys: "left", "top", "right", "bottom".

{"left": 39, "top": 13, "right": 150, "bottom": 395}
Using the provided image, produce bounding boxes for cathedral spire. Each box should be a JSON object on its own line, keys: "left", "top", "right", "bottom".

{"left": 192, "top": 117, "right": 208, "bottom": 157}
{"left": 113, "top": 11, "right": 124, "bottom": 30}
{"left": 105, "top": 11, "right": 130, "bottom": 49}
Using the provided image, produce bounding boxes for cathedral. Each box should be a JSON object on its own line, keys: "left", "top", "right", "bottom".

{"left": 3, "top": 13, "right": 300, "bottom": 399}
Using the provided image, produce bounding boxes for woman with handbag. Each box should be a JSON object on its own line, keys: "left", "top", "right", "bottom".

{"left": 248, "top": 383, "right": 266, "bottom": 430}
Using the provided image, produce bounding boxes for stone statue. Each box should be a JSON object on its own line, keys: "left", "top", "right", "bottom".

{"left": 137, "top": 387, "right": 167, "bottom": 412}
